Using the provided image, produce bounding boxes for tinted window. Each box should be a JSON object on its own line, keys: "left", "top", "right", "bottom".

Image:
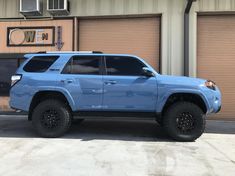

{"left": 63, "top": 56, "right": 100, "bottom": 75}
{"left": 23, "top": 56, "right": 59, "bottom": 72}
{"left": 105, "top": 56, "right": 146, "bottom": 76}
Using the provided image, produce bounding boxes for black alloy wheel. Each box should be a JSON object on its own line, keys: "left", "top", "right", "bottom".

{"left": 176, "top": 112, "right": 195, "bottom": 133}
{"left": 163, "top": 102, "right": 205, "bottom": 142}
{"left": 40, "top": 109, "right": 61, "bottom": 130}
{"left": 32, "top": 99, "right": 72, "bottom": 138}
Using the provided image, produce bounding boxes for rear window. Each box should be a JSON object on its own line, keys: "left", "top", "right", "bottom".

{"left": 23, "top": 56, "right": 59, "bottom": 72}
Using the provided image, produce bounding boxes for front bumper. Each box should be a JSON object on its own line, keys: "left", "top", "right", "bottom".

{"left": 205, "top": 86, "right": 222, "bottom": 114}
{"left": 215, "top": 105, "right": 221, "bottom": 113}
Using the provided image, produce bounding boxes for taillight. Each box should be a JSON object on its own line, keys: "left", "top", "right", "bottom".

{"left": 11, "top": 74, "right": 22, "bottom": 87}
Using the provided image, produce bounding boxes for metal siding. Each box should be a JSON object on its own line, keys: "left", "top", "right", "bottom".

{"left": 0, "top": 0, "right": 20, "bottom": 18}
{"left": 197, "top": 0, "right": 235, "bottom": 11}
{"left": 2, "top": 1, "right": 235, "bottom": 18}
{"left": 0, "top": 0, "right": 176, "bottom": 18}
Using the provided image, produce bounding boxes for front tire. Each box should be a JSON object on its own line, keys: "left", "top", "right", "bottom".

{"left": 163, "top": 102, "right": 205, "bottom": 142}
{"left": 32, "top": 99, "right": 72, "bottom": 138}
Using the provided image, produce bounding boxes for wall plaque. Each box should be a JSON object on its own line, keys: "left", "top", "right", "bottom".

{"left": 7, "top": 26, "right": 55, "bottom": 47}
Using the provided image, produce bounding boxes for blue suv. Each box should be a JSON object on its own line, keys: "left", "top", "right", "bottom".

{"left": 10, "top": 51, "right": 221, "bottom": 141}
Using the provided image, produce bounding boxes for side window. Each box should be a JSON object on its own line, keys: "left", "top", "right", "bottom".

{"left": 105, "top": 56, "right": 146, "bottom": 76}
{"left": 62, "top": 56, "right": 100, "bottom": 75}
{"left": 23, "top": 56, "right": 59, "bottom": 72}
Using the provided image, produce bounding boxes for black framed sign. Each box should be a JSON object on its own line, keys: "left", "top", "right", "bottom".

{"left": 7, "top": 26, "right": 55, "bottom": 47}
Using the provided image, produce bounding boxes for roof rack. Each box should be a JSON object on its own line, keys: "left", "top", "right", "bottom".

{"left": 45, "top": 51, "right": 103, "bottom": 54}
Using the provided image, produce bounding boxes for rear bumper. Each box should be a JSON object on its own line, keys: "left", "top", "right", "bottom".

{"left": 9, "top": 86, "right": 31, "bottom": 112}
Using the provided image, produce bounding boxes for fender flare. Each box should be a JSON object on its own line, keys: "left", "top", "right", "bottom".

{"left": 31, "top": 86, "right": 77, "bottom": 111}
{"left": 157, "top": 89, "right": 210, "bottom": 113}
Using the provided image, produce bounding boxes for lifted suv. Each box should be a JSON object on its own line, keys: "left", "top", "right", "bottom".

{"left": 10, "top": 51, "right": 221, "bottom": 141}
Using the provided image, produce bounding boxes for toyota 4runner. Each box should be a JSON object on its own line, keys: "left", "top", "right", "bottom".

{"left": 10, "top": 51, "right": 221, "bottom": 141}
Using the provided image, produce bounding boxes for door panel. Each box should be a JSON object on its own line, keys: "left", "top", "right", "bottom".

{"left": 60, "top": 55, "right": 103, "bottom": 110}
{"left": 60, "top": 75, "right": 103, "bottom": 110}
{"left": 102, "top": 55, "right": 158, "bottom": 112}
{"left": 103, "top": 76, "right": 157, "bottom": 111}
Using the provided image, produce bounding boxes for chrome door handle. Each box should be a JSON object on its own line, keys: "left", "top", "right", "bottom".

{"left": 92, "top": 89, "right": 103, "bottom": 94}
{"left": 104, "top": 80, "right": 117, "bottom": 85}
{"left": 61, "top": 79, "right": 73, "bottom": 84}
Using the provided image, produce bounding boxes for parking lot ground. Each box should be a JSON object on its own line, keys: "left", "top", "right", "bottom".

{"left": 0, "top": 115, "right": 235, "bottom": 176}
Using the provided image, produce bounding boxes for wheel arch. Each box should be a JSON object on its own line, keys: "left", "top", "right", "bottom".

{"left": 160, "top": 92, "right": 208, "bottom": 116}
{"left": 28, "top": 90, "right": 75, "bottom": 121}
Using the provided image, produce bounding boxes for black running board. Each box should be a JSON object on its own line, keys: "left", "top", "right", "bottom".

{"left": 73, "top": 111, "right": 159, "bottom": 120}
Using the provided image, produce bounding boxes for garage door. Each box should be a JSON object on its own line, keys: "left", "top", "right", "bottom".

{"left": 197, "top": 15, "right": 235, "bottom": 119}
{"left": 79, "top": 17, "right": 160, "bottom": 71}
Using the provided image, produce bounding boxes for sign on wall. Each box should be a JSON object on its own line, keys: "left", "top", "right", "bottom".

{"left": 7, "top": 26, "right": 55, "bottom": 46}
{"left": 0, "top": 19, "right": 73, "bottom": 53}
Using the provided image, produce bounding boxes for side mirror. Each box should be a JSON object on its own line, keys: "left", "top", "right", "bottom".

{"left": 142, "top": 67, "right": 154, "bottom": 77}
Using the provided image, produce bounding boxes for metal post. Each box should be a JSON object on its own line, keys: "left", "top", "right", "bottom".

{"left": 184, "top": 0, "right": 196, "bottom": 76}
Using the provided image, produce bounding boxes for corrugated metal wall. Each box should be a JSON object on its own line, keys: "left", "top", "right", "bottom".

{"left": 197, "top": 0, "right": 235, "bottom": 11}
{"left": 0, "top": 0, "right": 166, "bottom": 18}
{"left": 0, "top": 0, "right": 20, "bottom": 18}
{"left": 1, "top": 0, "right": 235, "bottom": 18}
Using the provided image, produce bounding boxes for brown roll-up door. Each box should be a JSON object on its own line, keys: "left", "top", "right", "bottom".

{"left": 197, "top": 15, "right": 235, "bottom": 119}
{"left": 79, "top": 17, "right": 160, "bottom": 70}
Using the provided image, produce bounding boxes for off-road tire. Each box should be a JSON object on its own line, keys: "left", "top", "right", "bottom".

{"left": 32, "top": 99, "right": 72, "bottom": 138}
{"left": 163, "top": 102, "right": 205, "bottom": 142}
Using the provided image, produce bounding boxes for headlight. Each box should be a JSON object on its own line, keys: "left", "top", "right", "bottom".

{"left": 205, "top": 80, "right": 216, "bottom": 90}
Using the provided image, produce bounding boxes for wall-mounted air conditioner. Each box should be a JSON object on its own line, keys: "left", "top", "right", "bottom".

{"left": 47, "top": 0, "right": 70, "bottom": 16}
{"left": 20, "top": 0, "right": 43, "bottom": 16}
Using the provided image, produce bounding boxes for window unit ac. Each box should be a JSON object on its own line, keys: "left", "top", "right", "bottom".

{"left": 47, "top": 0, "right": 70, "bottom": 16}
{"left": 20, "top": 0, "right": 43, "bottom": 16}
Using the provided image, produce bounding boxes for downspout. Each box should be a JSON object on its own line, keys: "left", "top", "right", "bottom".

{"left": 184, "top": 0, "right": 196, "bottom": 76}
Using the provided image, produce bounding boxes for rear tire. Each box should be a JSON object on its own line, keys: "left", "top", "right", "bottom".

{"left": 32, "top": 99, "right": 72, "bottom": 138}
{"left": 163, "top": 102, "right": 205, "bottom": 142}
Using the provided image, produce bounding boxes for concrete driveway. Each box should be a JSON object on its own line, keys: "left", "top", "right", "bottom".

{"left": 0, "top": 116, "right": 235, "bottom": 176}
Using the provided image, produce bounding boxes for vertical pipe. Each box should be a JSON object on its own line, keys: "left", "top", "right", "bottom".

{"left": 184, "top": 11, "right": 189, "bottom": 76}
{"left": 73, "top": 17, "right": 78, "bottom": 51}
{"left": 184, "top": 0, "right": 196, "bottom": 76}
